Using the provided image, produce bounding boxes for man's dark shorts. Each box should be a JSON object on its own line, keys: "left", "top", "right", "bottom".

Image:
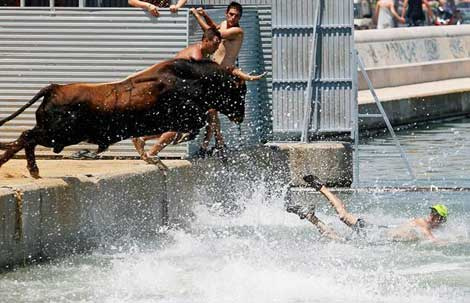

{"left": 406, "top": 18, "right": 425, "bottom": 26}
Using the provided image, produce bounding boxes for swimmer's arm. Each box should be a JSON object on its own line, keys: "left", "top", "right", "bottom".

{"left": 422, "top": 227, "right": 438, "bottom": 242}
{"left": 415, "top": 220, "right": 442, "bottom": 243}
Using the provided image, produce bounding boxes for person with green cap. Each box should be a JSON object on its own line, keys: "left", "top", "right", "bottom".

{"left": 287, "top": 175, "right": 448, "bottom": 242}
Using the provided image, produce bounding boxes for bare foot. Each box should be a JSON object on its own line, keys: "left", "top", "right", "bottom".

{"left": 142, "top": 152, "right": 169, "bottom": 171}
{"left": 132, "top": 137, "right": 146, "bottom": 157}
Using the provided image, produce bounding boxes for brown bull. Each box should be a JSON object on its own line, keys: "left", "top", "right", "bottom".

{"left": 0, "top": 59, "right": 247, "bottom": 178}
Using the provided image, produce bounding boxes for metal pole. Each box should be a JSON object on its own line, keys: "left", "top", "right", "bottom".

{"left": 352, "top": 49, "right": 360, "bottom": 187}
{"left": 300, "top": 0, "right": 320, "bottom": 143}
{"left": 79, "top": 0, "right": 85, "bottom": 8}
{"left": 356, "top": 51, "right": 416, "bottom": 180}
{"left": 50, "top": 0, "right": 55, "bottom": 8}
{"left": 20, "top": 0, "right": 25, "bottom": 7}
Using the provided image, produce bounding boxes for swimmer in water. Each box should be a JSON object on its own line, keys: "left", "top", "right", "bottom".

{"left": 287, "top": 175, "right": 448, "bottom": 242}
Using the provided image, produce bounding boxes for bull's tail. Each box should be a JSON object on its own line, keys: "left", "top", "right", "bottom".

{"left": 0, "top": 85, "right": 53, "bottom": 127}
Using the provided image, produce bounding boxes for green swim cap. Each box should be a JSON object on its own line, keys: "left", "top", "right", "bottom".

{"left": 431, "top": 204, "right": 448, "bottom": 218}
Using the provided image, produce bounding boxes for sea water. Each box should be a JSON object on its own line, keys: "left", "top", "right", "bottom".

{"left": 1, "top": 118, "right": 470, "bottom": 303}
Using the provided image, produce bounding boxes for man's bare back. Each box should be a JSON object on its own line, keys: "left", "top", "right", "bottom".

{"left": 175, "top": 43, "right": 207, "bottom": 60}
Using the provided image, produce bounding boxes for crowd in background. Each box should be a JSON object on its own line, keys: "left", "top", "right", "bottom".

{"left": 356, "top": 0, "right": 470, "bottom": 29}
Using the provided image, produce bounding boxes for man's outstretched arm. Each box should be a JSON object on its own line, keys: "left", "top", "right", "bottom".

{"left": 191, "top": 8, "right": 216, "bottom": 31}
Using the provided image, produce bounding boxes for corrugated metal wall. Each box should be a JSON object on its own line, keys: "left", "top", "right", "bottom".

{"left": 317, "top": 0, "right": 354, "bottom": 134}
{"left": 271, "top": 0, "right": 355, "bottom": 137}
{"left": 194, "top": 0, "right": 355, "bottom": 138}
{"left": 0, "top": 7, "right": 189, "bottom": 157}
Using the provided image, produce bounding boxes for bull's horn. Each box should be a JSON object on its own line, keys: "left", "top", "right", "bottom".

{"left": 232, "top": 68, "right": 267, "bottom": 81}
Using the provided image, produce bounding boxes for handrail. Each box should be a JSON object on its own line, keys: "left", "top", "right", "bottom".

{"left": 300, "top": 0, "right": 321, "bottom": 143}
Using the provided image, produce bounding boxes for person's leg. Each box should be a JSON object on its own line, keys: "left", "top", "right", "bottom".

{"left": 132, "top": 134, "right": 161, "bottom": 157}
{"left": 200, "top": 109, "right": 217, "bottom": 151}
{"left": 211, "top": 111, "right": 224, "bottom": 148}
{"left": 306, "top": 213, "right": 344, "bottom": 241}
{"left": 304, "top": 175, "right": 359, "bottom": 228}
{"left": 145, "top": 131, "right": 177, "bottom": 158}
{"left": 286, "top": 204, "right": 343, "bottom": 241}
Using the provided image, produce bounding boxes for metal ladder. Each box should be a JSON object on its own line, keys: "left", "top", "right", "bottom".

{"left": 353, "top": 50, "right": 416, "bottom": 186}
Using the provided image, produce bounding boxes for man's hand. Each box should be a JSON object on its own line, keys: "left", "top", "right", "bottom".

{"left": 196, "top": 7, "right": 207, "bottom": 16}
{"left": 146, "top": 3, "right": 160, "bottom": 17}
{"left": 170, "top": 4, "right": 179, "bottom": 13}
{"left": 190, "top": 7, "right": 198, "bottom": 15}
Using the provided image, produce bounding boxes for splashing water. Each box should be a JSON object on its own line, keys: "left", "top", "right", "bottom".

{"left": 1, "top": 119, "right": 470, "bottom": 302}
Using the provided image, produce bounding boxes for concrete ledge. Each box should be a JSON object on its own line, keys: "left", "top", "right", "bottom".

{"left": 355, "top": 25, "right": 470, "bottom": 44}
{"left": 265, "top": 142, "right": 353, "bottom": 188}
{"left": 0, "top": 163, "right": 175, "bottom": 267}
{"left": 358, "top": 58, "right": 470, "bottom": 90}
{"left": 358, "top": 82, "right": 470, "bottom": 130}
{"left": 355, "top": 25, "right": 470, "bottom": 91}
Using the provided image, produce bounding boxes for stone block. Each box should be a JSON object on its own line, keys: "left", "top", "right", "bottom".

{"left": 266, "top": 142, "right": 353, "bottom": 188}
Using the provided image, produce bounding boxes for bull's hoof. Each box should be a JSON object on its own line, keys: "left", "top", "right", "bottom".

{"left": 142, "top": 153, "right": 169, "bottom": 171}
{"left": 29, "top": 169, "right": 41, "bottom": 179}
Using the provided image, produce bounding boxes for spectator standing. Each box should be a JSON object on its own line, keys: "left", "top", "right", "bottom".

{"left": 128, "top": 0, "right": 188, "bottom": 17}
{"left": 375, "top": 0, "right": 405, "bottom": 28}
{"left": 401, "top": 0, "right": 434, "bottom": 26}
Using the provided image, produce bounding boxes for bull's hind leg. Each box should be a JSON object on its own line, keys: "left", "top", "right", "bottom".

{"left": 0, "top": 129, "right": 33, "bottom": 169}
{"left": 0, "top": 141, "right": 17, "bottom": 150}
{"left": 0, "top": 129, "right": 42, "bottom": 178}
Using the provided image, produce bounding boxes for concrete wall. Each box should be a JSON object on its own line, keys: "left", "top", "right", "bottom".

{"left": 0, "top": 164, "right": 196, "bottom": 269}
{"left": 359, "top": 90, "right": 470, "bottom": 130}
{"left": 356, "top": 25, "right": 470, "bottom": 89}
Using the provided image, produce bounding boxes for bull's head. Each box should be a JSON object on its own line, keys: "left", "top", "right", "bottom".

{"left": 218, "top": 68, "right": 266, "bottom": 124}
{"left": 223, "top": 77, "right": 247, "bottom": 124}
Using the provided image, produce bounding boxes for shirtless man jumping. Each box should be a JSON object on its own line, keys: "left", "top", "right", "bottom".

{"left": 288, "top": 175, "right": 449, "bottom": 243}
{"left": 191, "top": 2, "right": 245, "bottom": 158}
{"left": 131, "top": 28, "right": 222, "bottom": 167}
